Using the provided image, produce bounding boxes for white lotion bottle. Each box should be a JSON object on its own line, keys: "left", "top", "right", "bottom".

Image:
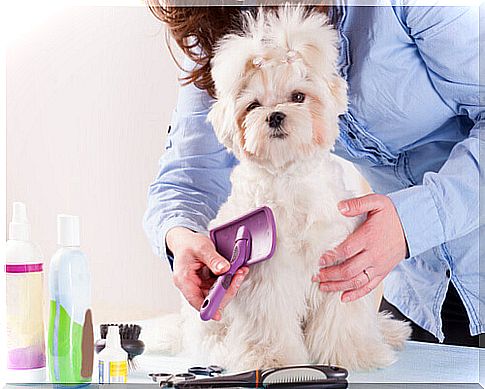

{"left": 98, "top": 326, "right": 128, "bottom": 384}
{"left": 5, "top": 202, "right": 46, "bottom": 383}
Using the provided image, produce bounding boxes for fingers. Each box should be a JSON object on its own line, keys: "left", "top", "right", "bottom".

{"left": 197, "top": 243, "right": 231, "bottom": 275}
{"left": 320, "top": 227, "right": 367, "bottom": 266}
{"left": 317, "top": 267, "right": 372, "bottom": 293}
{"left": 341, "top": 274, "right": 383, "bottom": 303}
{"left": 317, "top": 252, "right": 369, "bottom": 282}
{"left": 173, "top": 255, "right": 206, "bottom": 310}
{"left": 213, "top": 267, "right": 249, "bottom": 321}
{"left": 315, "top": 194, "right": 406, "bottom": 303}
{"left": 338, "top": 194, "right": 386, "bottom": 217}
{"left": 170, "top": 231, "right": 244, "bottom": 316}
{"left": 175, "top": 277, "right": 207, "bottom": 312}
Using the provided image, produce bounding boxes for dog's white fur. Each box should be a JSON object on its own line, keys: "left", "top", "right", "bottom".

{"left": 153, "top": 6, "right": 411, "bottom": 371}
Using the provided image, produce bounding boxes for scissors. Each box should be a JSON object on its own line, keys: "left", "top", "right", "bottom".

{"left": 149, "top": 372, "right": 196, "bottom": 386}
{"left": 148, "top": 366, "right": 224, "bottom": 386}
{"left": 188, "top": 365, "right": 224, "bottom": 377}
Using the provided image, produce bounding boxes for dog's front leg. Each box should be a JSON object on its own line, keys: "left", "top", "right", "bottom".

{"left": 220, "top": 265, "right": 310, "bottom": 371}
{"left": 304, "top": 288, "right": 404, "bottom": 371}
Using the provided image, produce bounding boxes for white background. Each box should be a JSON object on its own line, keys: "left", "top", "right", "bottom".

{"left": 6, "top": 6, "right": 182, "bottom": 323}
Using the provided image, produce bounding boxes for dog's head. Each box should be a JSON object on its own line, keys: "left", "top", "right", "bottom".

{"left": 208, "top": 6, "right": 347, "bottom": 170}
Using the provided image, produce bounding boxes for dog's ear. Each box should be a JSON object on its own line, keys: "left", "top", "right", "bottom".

{"left": 330, "top": 75, "right": 348, "bottom": 116}
{"left": 208, "top": 97, "right": 240, "bottom": 155}
{"left": 211, "top": 34, "right": 258, "bottom": 99}
{"left": 211, "top": 9, "right": 266, "bottom": 98}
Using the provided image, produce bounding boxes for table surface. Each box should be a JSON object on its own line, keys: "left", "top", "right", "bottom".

{"left": 3, "top": 342, "right": 482, "bottom": 388}
{"left": 128, "top": 341, "right": 484, "bottom": 387}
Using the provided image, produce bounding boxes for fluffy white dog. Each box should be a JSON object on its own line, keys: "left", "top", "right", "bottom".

{"left": 154, "top": 6, "right": 411, "bottom": 372}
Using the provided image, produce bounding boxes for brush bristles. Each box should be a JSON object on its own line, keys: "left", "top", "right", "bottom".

{"left": 99, "top": 323, "right": 144, "bottom": 370}
{"left": 100, "top": 324, "right": 142, "bottom": 340}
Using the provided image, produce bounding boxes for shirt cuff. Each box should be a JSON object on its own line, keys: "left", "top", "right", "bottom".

{"left": 387, "top": 185, "right": 446, "bottom": 258}
{"left": 158, "top": 217, "right": 207, "bottom": 268}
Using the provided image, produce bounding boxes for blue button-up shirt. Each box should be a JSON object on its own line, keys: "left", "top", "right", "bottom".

{"left": 143, "top": 5, "right": 484, "bottom": 341}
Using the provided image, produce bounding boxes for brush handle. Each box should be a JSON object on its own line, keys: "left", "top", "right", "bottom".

{"left": 200, "top": 226, "right": 250, "bottom": 321}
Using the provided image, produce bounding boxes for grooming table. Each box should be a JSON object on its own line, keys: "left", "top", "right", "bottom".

{"left": 128, "top": 341, "right": 484, "bottom": 388}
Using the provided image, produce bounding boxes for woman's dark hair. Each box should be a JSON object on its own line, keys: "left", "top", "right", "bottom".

{"left": 147, "top": 2, "right": 329, "bottom": 98}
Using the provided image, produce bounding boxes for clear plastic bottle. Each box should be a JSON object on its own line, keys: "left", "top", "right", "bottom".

{"left": 5, "top": 202, "right": 46, "bottom": 383}
{"left": 47, "top": 215, "right": 94, "bottom": 384}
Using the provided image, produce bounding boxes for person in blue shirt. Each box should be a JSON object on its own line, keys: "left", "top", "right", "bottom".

{"left": 144, "top": 4, "right": 483, "bottom": 346}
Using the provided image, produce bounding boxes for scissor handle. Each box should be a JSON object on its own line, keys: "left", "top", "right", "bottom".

{"left": 188, "top": 366, "right": 209, "bottom": 375}
{"left": 188, "top": 365, "right": 224, "bottom": 376}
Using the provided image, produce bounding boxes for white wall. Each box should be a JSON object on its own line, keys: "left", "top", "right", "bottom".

{"left": 7, "top": 6, "right": 182, "bottom": 323}
{"left": 6, "top": 5, "right": 368, "bottom": 325}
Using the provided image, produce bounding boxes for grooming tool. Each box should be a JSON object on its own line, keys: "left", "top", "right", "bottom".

{"left": 149, "top": 373, "right": 174, "bottom": 384}
{"left": 165, "top": 365, "right": 348, "bottom": 388}
{"left": 200, "top": 206, "right": 277, "bottom": 321}
{"left": 188, "top": 365, "right": 224, "bottom": 377}
{"left": 149, "top": 372, "right": 196, "bottom": 385}
{"left": 96, "top": 324, "right": 145, "bottom": 370}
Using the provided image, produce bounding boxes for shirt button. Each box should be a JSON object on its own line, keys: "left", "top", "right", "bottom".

{"left": 446, "top": 269, "right": 451, "bottom": 278}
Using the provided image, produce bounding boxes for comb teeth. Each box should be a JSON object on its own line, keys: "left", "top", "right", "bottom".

{"left": 267, "top": 375, "right": 319, "bottom": 383}
{"left": 263, "top": 367, "right": 328, "bottom": 384}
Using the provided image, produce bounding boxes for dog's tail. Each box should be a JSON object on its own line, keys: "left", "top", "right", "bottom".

{"left": 378, "top": 311, "right": 412, "bottom": 350}
{"left": 139, "top": 313, "right": 184, "bottom": 355}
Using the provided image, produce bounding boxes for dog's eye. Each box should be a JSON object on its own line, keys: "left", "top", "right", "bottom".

{"left": 291, "top": 92, "right": 306, "bottom": 103}
{"left": 246, "top": 101, "right": 261, "bottom": 112}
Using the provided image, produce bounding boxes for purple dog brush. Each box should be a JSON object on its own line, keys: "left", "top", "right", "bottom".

{"left": 200, "top": 206, "right": 277, "bottom": 321}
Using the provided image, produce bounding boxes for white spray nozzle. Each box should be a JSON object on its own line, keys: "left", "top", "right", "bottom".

{"left": 57, "top": 214, "right": 80, "bottom": 247}
{"left": 106, "top": 326, "right": 122, "bottom": 349}
{"left": 9, "top": 202, "right": 31, "bottom": 241}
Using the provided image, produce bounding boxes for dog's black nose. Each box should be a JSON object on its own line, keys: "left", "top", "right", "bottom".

{"left": 267, "top": 111, "right": 286, "bottom": 128}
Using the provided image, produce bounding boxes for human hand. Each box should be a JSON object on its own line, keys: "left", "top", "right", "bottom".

{"left": 313, "top": 194, "right": 408, "bottom": 303}
{"left": 167, "top": 227, "right": 249, "bottom": 321}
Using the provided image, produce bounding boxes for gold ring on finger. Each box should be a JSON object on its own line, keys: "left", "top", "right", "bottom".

{"left": 363, "top": 268, "right": 371, "bottom": 283}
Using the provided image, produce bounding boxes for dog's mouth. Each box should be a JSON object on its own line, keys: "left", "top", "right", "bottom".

{"left": 269, "top": 127, "right": 288, "bottom": 139}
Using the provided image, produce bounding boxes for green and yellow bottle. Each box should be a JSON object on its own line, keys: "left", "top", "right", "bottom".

{"left": 47, "top": 215, "right": 93, "bottom": 385}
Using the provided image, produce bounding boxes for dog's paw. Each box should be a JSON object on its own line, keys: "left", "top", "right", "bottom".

{"left": 235, "top": 355, "right": 292, "bottom": 371}
{"left": 313, "top": 341, "right": 397, "bottom": 371}
{"left": 139, "top": 314, "right": 183, "bottom": 355}
{"left": 228, "top": 344, "right": 309, "bottom": 371}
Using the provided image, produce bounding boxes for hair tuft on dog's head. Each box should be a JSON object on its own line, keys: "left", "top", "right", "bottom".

{"left": 209, "top": 5, "right": 348, "bottom": 169}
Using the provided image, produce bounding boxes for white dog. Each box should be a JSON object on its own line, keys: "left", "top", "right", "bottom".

{"left": 153, "top": 6, "right": 411, "bottom": 372}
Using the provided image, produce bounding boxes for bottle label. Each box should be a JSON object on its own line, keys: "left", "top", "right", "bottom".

{"left": 5, "top": 263, "right": 43, "bottom": 273}
{"left": 109, "top": 361, "right": 127, "bottom": 383}
{"left": 98, "top": 360, "right": 127, "bottom": 384}
{"left": 47, "top": 302, "right": 91, "bottom": 383}
{"left": 98, "top": 361, "right": 104, "bottom": 383}
{"left": 7, "top": 271, "right": 46, "bottom": 369}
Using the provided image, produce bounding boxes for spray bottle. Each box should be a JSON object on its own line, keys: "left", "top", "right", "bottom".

{"left": 5, "top": 202, "right": 46, "bottom": 383}
{"left": 47, "top": 215, "right": 94, "bottom": 384}
{"left": 98, "top": 326, "right": 128, "bottom": 384}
